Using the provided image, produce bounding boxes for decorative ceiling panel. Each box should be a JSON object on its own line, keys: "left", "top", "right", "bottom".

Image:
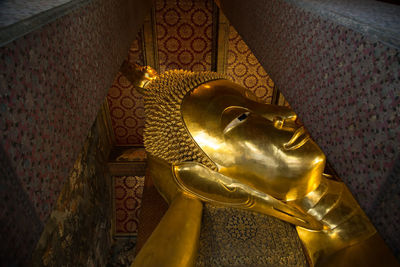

{"left": 227, "top": 26, "right": 274, "bottom": 104}
{"left": 155, "top": 0, "right": 214, "bottom": 72}
{"left": 106, "top": 34, "right": 146, "bottom": 145}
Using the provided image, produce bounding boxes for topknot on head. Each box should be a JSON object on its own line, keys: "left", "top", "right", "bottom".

{"left": 120, "top": 62, "right": 158, "bottom": 94}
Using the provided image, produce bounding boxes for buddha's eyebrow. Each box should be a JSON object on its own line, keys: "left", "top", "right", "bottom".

{"left": 223, "top": 112, "right": 250, "bottom": 135}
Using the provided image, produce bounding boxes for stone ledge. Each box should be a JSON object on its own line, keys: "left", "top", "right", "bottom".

{"left": 0, "top": 0, "right": 90, "bottom": 47}
{"left": 285, "top": 0, "right": 400, "bottom": 48}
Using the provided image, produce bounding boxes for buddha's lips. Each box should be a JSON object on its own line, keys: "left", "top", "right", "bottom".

{"left": 283, "top": 126, "right": 310, "bottom": 150}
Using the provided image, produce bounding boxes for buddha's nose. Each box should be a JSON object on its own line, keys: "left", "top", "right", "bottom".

{"left": 283, "top": 126, "right": 310, "bottom": 150}
{"left": 273, "top": 116, "right": 298, "bottom": 132}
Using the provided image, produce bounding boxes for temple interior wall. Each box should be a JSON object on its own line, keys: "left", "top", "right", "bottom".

{"left": 0, "top": 0, "right": 151, "bottom": 264}
{"left": 1, "top": 0, "right": 399, "bottom": 264}
{"left": 31, "top": 109, "right": 113, "bottom": 267}
{"left": 219, "top": 0, "right": 400, "bottom": 258}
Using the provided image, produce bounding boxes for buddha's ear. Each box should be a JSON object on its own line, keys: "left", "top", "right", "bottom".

{"left": 172, "top": 161, "right": 324, "bottom": 230}
{"left": 172, "top": 161, "right": 251, "bottom": 205}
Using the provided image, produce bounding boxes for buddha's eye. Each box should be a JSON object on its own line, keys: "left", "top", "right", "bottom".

{"left": 238, "top": 113, "right": 248, "bottom": 121}
{"left": 223, "top": 112, "right": 250, "bottom": 134}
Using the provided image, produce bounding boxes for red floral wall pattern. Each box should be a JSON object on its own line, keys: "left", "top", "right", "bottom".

{"left": 107, "top": 35, "right": 146, "bottom": 145}
{"left": 115, "top": 176, "right": 145, "bottom": 234}
{"left": 155, "top": 0, "right": 213, "bottom": 72}
{"left": 227, "top": 26, "right": 274, "bottom": 104}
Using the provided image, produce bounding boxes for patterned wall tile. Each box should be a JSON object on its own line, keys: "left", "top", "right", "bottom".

{"left": 114, "top": 176, "right": 145, "bottom": 235}
{"left": 155, "top": 0, "right": 214, "bottom": 72}
{"left": 107, "top": 34, "right": 146, "bottom": 145}
{"left": 227, "top": 26, "right": 274, "bottom": 104}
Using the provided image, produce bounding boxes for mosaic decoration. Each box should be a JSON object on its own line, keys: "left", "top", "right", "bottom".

{"left": 107, "top": 239, "right": 137, "bottom": 267}
{"left": 155, "top": 0, "right": 214, "bottom": 72}
{"left": 115, "top": 176, "right": 145, "bottom": 235}
{"left": 196, "top": 204, "right": 307, "bottom": 267}
{"left": 227, "top": 26, "right": 274, "bottom": 104}
{"left": 32, "top": 114, "right": 113, "bottom": 267}
{"left": 107, "top": 35, "right": 146, "bottom": 145}
{"left": 0, "top": 0, "right": 147, "bottom": 264}
{"left": 219, "top": 0, "right": 400, "bottom": 257}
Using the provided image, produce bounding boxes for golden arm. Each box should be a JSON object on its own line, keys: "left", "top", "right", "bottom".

{"left": 131, "top": 193, "right": 203, "bottom": 267}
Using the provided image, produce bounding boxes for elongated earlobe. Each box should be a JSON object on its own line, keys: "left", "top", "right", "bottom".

{"left": 173, "top": 161, "right": 323, "bottom": 230}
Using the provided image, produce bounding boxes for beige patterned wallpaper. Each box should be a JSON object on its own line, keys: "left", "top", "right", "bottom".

{"left": 226, "top": 26, "right": 275, "bottom": 104}
{"left": 155, "top": 0, "right": 213, "bottom": 72}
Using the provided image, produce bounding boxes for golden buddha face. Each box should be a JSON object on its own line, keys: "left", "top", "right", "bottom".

{"left": 181, "top": 80, "right": 326, "bottom": 201}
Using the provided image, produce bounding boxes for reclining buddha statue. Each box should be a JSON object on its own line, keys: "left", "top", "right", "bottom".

{"left": 128, "top": 65, "right": 398, "bottom": 267}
